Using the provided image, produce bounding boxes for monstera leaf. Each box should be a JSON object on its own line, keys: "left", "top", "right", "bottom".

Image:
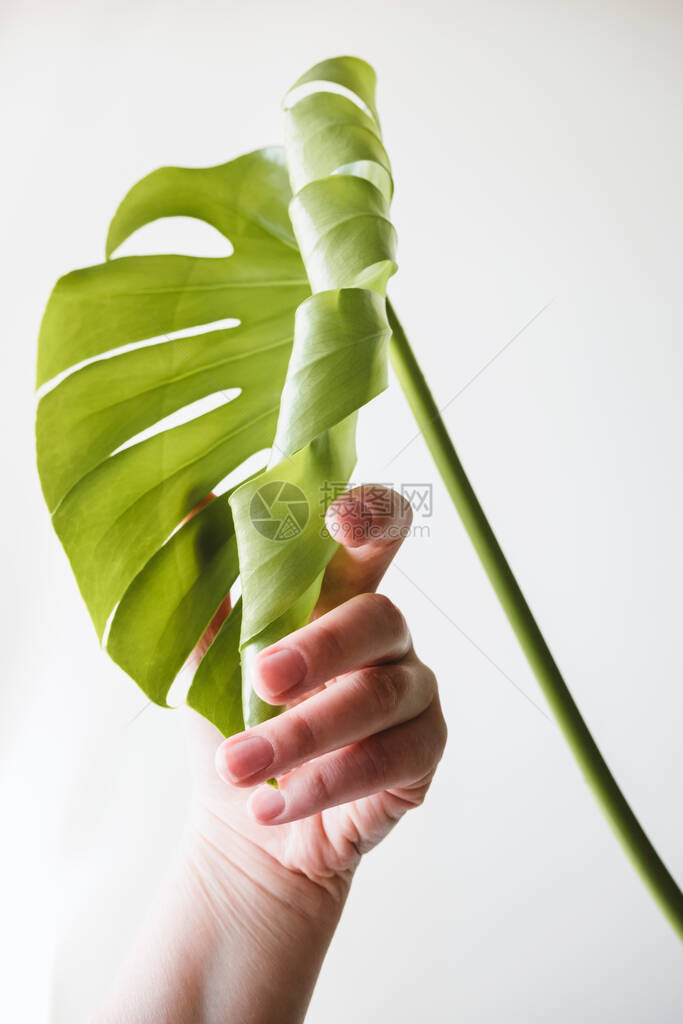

{"left": 35, "top": 55, "right": 683, "bottom": 936}
{"left": 35, "top": 57, "right": 394, "bottom": 736}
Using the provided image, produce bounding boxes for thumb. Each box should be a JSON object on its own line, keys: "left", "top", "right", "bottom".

{"left": 313, "top": 484, "right": 413, "bottom": 617}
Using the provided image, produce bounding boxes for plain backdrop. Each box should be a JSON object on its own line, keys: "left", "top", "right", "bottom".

{"left": 1, "top": 0, "right": 682, "bottom": 1020}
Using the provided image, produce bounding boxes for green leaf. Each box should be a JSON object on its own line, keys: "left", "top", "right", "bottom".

{"left": 36, "top": 147, "right": 310, "bottom": 727}
{"left": 35, "top": 57, "right": 397, "bottom": 734}
{"left": 187, "top": 598, "right": 245, "bottom": 738}
{"left": 107, "top": 492, "right": 239, "bottom": 706}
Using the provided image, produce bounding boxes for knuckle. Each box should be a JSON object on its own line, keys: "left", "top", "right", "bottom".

{"left": 434, "top": 716, "right": 448, "bottom": 762}
{"left": 414, "top": 718, "right": 445, "bottom": 774}
{"left": 413, "top": 735, "right": 434, "bottom": 776}
{"left": 355, "top": 664, "right": 406, "bottom": 718}
{"left": 423, "top": 665, "right": 438, "bottom": 697}
{"left": 429, "top": 708, "right": 448, "bottom": 765}
{"left": 414, "top": 662, "right": 438, "bottom": 704}
{"left": 284, "top": 710, "right": 318, "bottom": 762}
{"left": 311, "top": 619, "right": 346, "bottom": 672}
{"left": 306, "top": 764, "right": 334, "bottom": 809}
{"left": 408, "top": 784, "right": 429, "bottom": 807}
{"left": 360, "top": 593, "right": 408, "bottom": 642}
{"left": 352, "top": 737, "right": 391, "bottom": 788}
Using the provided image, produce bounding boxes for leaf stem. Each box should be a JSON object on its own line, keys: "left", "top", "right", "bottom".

{"left": 387, "top": 299, "right": 683, "bottom": 941}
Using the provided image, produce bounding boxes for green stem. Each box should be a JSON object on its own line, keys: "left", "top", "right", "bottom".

{"left": 387, "top": 299, "right": 683, "bottom": 941}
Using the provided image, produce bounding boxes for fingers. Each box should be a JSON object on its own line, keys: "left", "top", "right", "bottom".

{"left": 252, "top": 592, "right": 411, "bottom": 704}
{"left": 314, "top": 485, "right": 412, "bottom": 616}
{"left": 247, "top": 695, "right": 448, "bottom": 825}
{"left": 216, "top": 653, "right": 436, "bottom": 788}
{"left": 211, "top": 482, "right": 447, "bottom": 829}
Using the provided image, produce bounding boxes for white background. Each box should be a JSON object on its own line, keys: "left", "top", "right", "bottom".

{"left": 2, "top": 0, "right": 682, "bottom": 1020}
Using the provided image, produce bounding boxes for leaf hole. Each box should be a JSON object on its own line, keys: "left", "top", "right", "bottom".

{"left": 110, "top": 389, "right": 242, "bottom": 457}
{"left": 111, "top": 216, "right": 234, "bottom": 259}
{"left": 212, "top": 448, "right": 271, "bottom": 498}
{"left": 36, "top": 318, "right": 242, "bottom": 400}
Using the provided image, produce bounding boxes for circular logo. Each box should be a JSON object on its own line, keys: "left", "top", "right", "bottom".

{"left": 249, "top": 480, "right": 309, "bottom": 541}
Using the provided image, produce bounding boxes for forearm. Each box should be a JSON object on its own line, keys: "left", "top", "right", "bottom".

{"left": 95, "top": 814, "right": 349, "bottom": 1024}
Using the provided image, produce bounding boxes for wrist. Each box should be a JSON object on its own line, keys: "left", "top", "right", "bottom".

{"left": 95, "top": 813, "right": 349, "bottom": 1024}
{"left": 186, "top": 807, "right": 350, "bottom": 915}
{"left": 176, "top": 806, "right": 350, "bottom": 1023}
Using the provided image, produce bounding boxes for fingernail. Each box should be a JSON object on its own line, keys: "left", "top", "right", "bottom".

{"left": 249, "top": 786, "right": 286, "bottom": 823}
{"left": 221, "top": 735, "right": 274, "bottom": 782}
{"left": 256, "top": 647, "right": 306, "bottom": 697}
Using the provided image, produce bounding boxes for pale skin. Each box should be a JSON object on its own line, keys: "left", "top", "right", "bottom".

{"left": 96, "top": 486, "right": 447, "bottom": 1024}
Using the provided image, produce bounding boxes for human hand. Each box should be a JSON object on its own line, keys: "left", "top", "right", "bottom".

{"left": 186, "top": 485, "right": 447, "bottom": 902}
{"left": 97, "top": 486, "right": 447, "bottom": 1024}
